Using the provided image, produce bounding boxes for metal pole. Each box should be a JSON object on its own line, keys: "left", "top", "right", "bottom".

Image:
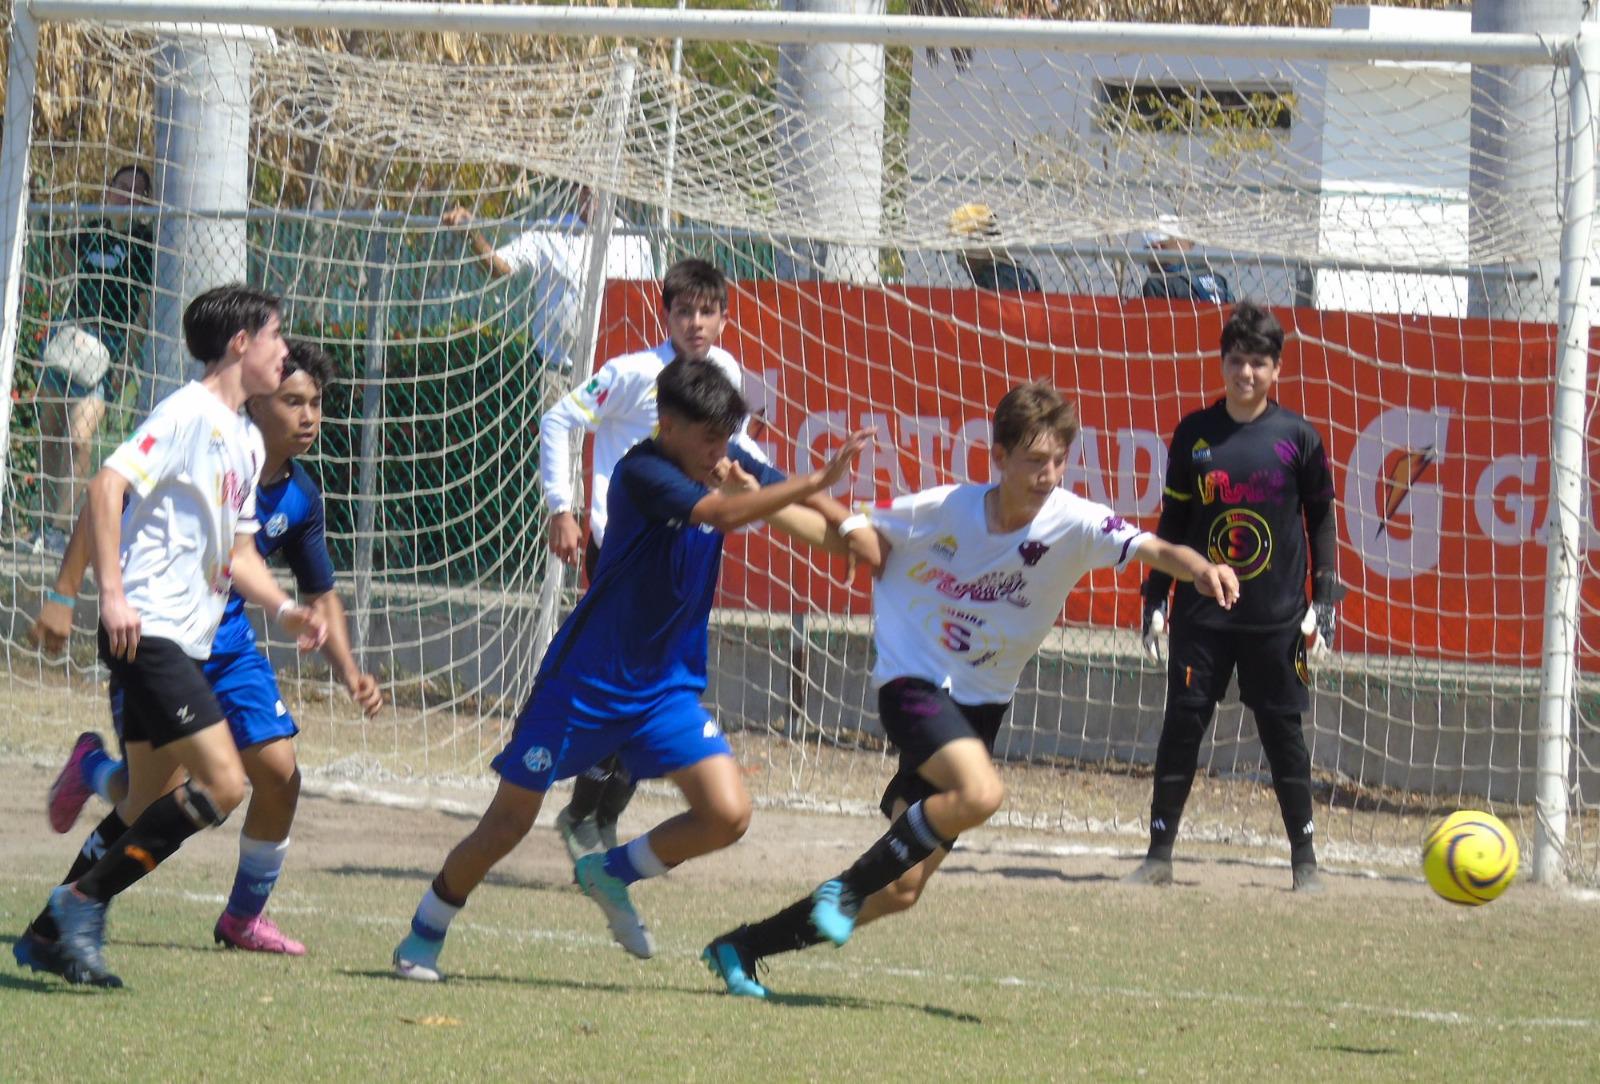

{"left": 0, "top": 2, "right": 40, "bottom": 530}
{"left": 352, "top": 226, "right": 389, "bottom": 662}
{"left": 658, "top": 0, "right": 686, "bottom": 275}
{"left": 530, "top": 48, "right": 638, "bottom": 667}
{"left": 1534, "top": 25, "right": 1600, "bottom": 886}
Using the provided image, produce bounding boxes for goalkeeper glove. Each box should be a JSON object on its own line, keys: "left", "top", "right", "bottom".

{"left": 1141, "top": 598, "right": 1169, "bottom": 666}
{"left": 1299, "top": 601, "right": 1336, "bottom": 666}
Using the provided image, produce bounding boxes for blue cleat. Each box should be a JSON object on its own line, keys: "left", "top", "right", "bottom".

{"left": 702, "top": 934, "right": 767, "bottom": 999}
{"left": 392, "top": 931, "right": 445, "bottom": 982}
{"left": 809, "top": 879, "right": 860, "bottom": 946}
{"left": 46, "top": 885, "right": 121, "bottom": 987}
{"left": 574, "top": 854, "right": 654, "bottom": 960}
{"left": 13, "top": 927, "right": 70, "bottom": 979}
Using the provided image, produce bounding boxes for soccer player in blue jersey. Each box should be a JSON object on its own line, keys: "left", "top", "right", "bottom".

{"left": 16, "top": 341, "right": 382, "bottom": 975}
{"left": 392, "top": 358, "right": 872, "bottom": 980}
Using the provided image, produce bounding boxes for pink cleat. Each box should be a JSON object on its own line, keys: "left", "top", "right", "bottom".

{"left": 47, "top": 732, "right": 104, "bottom": 834}
{"left": 213, "top": 912, "right": 307, "bottom": 956}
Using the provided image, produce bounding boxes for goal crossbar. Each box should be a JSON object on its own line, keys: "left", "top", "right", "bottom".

{"left": 25, "top": 0, "right": 1573, "bottom": 67}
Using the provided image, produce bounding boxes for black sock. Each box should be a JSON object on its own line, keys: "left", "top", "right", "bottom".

{"left": 565, "top": 761, "right": 614, "bottom": 822}
{"left": 1256, "top": 710, "right": 1317, "bottom": 867}
{"left": 30, "top": 809, "right": 128, "bottom": 940}
{"left": 838, "top": 800, "right": 951, "bottom": 901}
{"left": 737, "top": 898, "right": 828, "bottom": 960}
{"left": 594, "top": 772, "right": 636, "bottom": 828}
{"left": 73, "top": 790, "right": 211, "bottom": 903}
{"left": 1148, "top": 704, "right": 1213, "bottom": 860}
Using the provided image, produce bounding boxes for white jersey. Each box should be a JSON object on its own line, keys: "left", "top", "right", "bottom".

{"left": 101, "top": 381, "right": 264, "bottom": 659}
{"left": 869, "top": 484, "right": 1148, "bottom": 704}
{"left": 538, "top": 341, "right": 764, "bottom": 545}
{"left": 496, "top": 214, "right": 654, "bottom": 370}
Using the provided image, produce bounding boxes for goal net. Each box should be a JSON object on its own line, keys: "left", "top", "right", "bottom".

{"left": 1, "top": 4, "right": 1596, "bottom": 881}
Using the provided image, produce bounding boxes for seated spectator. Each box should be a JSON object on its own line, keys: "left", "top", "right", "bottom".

{"left": 948, "top": 202, "right": 1040, "bottom": 293}
{"left": 1140, "top": 215, "right": 1232, "bottom": 304}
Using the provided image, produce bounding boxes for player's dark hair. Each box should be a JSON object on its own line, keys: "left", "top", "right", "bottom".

{"left": 661, "top": 257, "right": 728, "bottom": 313}
{"left": 183, "top": 284, "right": 281, "bottom": 365}
{"left": 283, "top": 338, "right": 335, "bottom": 391}
{"left": 657, "top": 356, "right": 746, "bottom": 437}
{"left": 992, "top": 381, "right": 1079, "bottom": 454}
{"left": 1220, "top": 299, "right": 1284, "bottom": 360}
{"left": 110, "top": 163, "right": 152, "bottom": 197}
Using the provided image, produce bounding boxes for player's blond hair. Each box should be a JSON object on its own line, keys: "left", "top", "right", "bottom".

{"left": 993, "top": 382, "right": 1078, "bottom": 453}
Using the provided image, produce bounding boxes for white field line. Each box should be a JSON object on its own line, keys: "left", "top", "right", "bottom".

{"left": 6, "top": 872, "right": 1597, "bottom": 1031}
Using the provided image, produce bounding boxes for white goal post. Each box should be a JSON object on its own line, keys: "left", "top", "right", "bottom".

{"left": 1, "top": 0, "right": 1598, "bottom": 886}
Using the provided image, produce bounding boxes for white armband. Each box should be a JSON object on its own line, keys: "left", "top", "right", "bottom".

{"left": 275, "top": 599, "right": 298, "bottom": 624}
{"left": 838, "top": 513, "right": 871, "bottom": 537}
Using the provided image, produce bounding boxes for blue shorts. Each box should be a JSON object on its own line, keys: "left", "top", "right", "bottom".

{"left": 490, "top": 682, "right": 731, "bottom": 793}
{"left": 109, "top": 646, "right": 296, "bottom": 750}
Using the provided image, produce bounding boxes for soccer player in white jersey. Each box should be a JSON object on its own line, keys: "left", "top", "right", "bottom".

{"left": 18, "top": 285, "right": 326, "bottom": 988}
{"left": 704, "top": 382, "right": 1240, "bottom": 999}
{"left": 538, "top": 258, "right": 768, "bottom": 867}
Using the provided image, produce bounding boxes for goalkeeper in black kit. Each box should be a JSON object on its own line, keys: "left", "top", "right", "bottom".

{"left": 1129, "top": 300, "right": 1341, "bottom": 894}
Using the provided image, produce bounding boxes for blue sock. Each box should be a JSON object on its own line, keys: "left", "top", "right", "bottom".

{"left": 410, "top": 884, "right": 462, "bottom": 944}
{"left": 82, "top": 749, "right": 119, "bottom": 804}
{"left": 225, "top": 835, "right": 290, "bottom": 920}
{"left": 601, "top": 835, "right": 667, "bottom": 887}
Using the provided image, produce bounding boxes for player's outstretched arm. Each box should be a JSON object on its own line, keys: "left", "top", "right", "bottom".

{"left": 86, "top": 466, "right": 141, "bottom": 659}
{"left": 441, "top": 204, "right": 514, "bottom": 279}
{"left": 1133, "top": 537, "right": 1239, "bottom": 610}
{"left": 229, "top": 540, "right": 328, "bottom": 652}
{"left": 309, "top": 590, "right": 384, "bottom": 717}
{"left": 29, "top": 502, "right": 96, "bottom": 654}
{"left": 690, "top": 429, "right": 874, "bottom": 533}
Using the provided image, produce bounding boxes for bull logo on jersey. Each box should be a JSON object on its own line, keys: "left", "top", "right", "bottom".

{"left": 1017, "top": 540, "right": 1049, "bottom": 567}
{"left": 1206, "top": 508, "right": 1272, "bottom": 580}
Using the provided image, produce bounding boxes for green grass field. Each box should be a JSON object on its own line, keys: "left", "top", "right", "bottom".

{"left": 3, "top": 753, "right": 1598, "bottom": 1084}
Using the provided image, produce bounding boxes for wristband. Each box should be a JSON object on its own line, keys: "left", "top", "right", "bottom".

{"left": 275, "top": 599, "right": 298, "bottom": 624}
{"left": 838, "top": 513, "right": 870, "bottom": 537}
{"left": 45, "top": 588, "right": 76, "bottom": 608}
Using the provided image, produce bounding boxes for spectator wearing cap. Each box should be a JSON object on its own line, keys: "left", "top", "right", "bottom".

{"left": 1140, "top": 215, "right": 1232, "bottom": 303}
{"left": 948, "top": 203, "right": 1041, "bottom": 293}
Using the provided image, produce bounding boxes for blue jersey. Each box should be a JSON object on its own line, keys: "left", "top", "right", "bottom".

{"left": 210, "top": 460, "right": 335, "bottom": 656}
{"left": 533, "top": 439, "right": 782, "bottom": 708}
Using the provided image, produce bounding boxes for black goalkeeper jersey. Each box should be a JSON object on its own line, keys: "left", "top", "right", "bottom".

{"left": 1147, "top": 399, "right": 1337, "bottom": 631}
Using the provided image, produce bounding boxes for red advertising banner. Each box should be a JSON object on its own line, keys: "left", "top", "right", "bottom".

{"left": 594, "top": 281, "right": 1592, "bottom": 667}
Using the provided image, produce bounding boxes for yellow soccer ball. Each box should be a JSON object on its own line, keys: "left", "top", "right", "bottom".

{"left": 1422, "top": 810, "right": 1519, "bottom": 905}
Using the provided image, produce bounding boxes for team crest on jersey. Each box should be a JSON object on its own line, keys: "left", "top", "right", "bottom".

{"left": 1017, "top": 540, "right": 1049, "bottom": 566}
{"left": 266, "top": 512, "right": 289, "bottom": 538}
{"left": 522, "top": 745, "right": 554, "bottom": 772}
{"left": 931, "top": 534, "right": 959, "bottom": 560}
{"left": 208, "top": 426, "right": 226, "bottom": 454}
{"left": 1191, "top": 439, "right": 1212, "bottom": 466}
{"left": 138, "top": 434, "right": 157, "bottom": 455}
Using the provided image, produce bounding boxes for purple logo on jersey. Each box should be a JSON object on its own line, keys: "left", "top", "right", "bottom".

{"left": 1017, "top": 540, "right": 1049, "bottom": 567}
{"left": 1274, "top": 439, "right": 1297, "bottom": 466}
{"left": 1100, "top": 515, "right": 1129, "bottom": 535}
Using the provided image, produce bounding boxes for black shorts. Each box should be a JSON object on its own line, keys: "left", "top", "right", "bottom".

{"left": 583, "top": 534, "right": 601, "bottom": 585}
{"left": 1166, "top": 621, "right": 1309, "bottom": 715}
{"left": 97, "top": 625, "right": 226, "bottom": 748}
{"left": 876, "top": 677, "right": 1010, "bottom": 819}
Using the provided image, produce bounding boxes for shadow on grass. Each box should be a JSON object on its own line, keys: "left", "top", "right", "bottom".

{"left": 766, "top": 988, "right": 983, "bottom": 1022}
{"left": 324, "top": 864, "right": 565, "bottom": 893}
{"left": 1319, "top": 1044, "right": 1403, "bottom": 1057}
{"left": 338, "top": 966, "right": 982, "bottom": 1022}
{"left": 940, "top": 864, "right": 1115, "bottom": 884}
